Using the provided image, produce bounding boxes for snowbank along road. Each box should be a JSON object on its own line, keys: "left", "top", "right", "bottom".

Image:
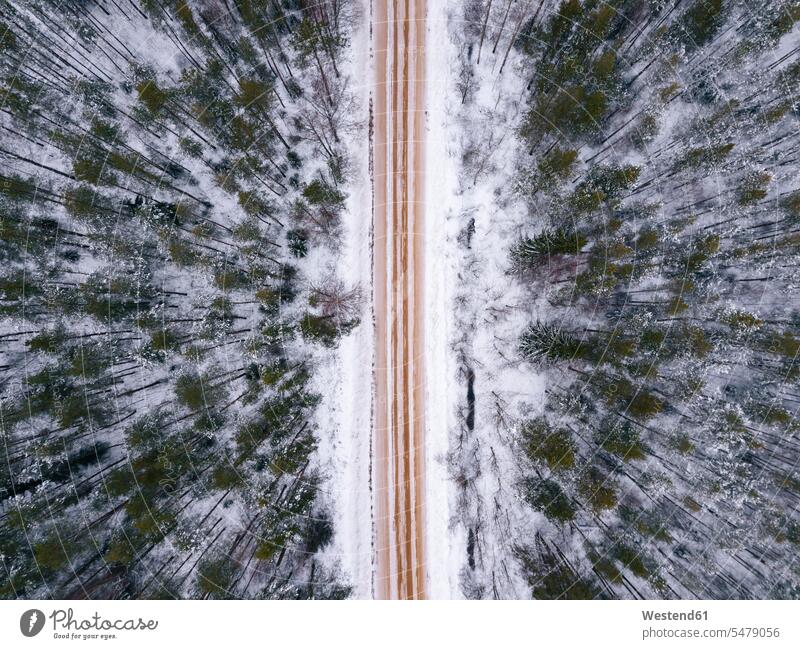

{"left": 373, "top": 0, "right": 427, "bottom": 600}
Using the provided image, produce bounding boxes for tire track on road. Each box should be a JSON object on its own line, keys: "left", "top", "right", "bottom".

{"left": 373, "top": 0, "right": 426, "bottom": 600}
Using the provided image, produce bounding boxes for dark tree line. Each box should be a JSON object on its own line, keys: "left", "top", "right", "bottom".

{"left": 1, "top": 0, "right": 356, "bottom": 600}
{"left": 458, "top": 0, "right": 800, "bottom": 599}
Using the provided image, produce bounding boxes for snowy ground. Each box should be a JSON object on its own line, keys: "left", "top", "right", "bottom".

{"left": 423, "top": 0, "right": 465, "bottom": 600}
{"left": 424, "top": 0, "right": 555, "bottom": 599}
{"left": 313, "top": 0, "right": 375, "bottom": 599}
{"left": 320, "top": 0, "right": 480, "bottom": 599}
{"left": 319, "top": 0, "right": 549, "bottom": 599}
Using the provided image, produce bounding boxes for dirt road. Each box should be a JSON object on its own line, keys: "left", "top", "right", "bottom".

{"left": 373, "top": 0, "right": 427, "bottom": 599}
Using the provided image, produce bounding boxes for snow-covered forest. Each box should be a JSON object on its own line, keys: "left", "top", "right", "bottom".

{"left": 445, "top": 0, "right": 800, "bottom": 599}
{"left": 0, "top": 0, "right": 361, "bottom": 598}
{"left": 2, "top": 0, "right": 800, "bottom": 603}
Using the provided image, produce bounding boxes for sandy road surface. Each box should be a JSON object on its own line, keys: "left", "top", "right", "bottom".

{"left": 373, "top": 0, "right": 427, "bottom": 600}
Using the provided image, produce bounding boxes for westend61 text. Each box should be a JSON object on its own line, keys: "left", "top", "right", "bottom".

{"left": 642, "top": 610, "right": 709, "bottom": 621}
